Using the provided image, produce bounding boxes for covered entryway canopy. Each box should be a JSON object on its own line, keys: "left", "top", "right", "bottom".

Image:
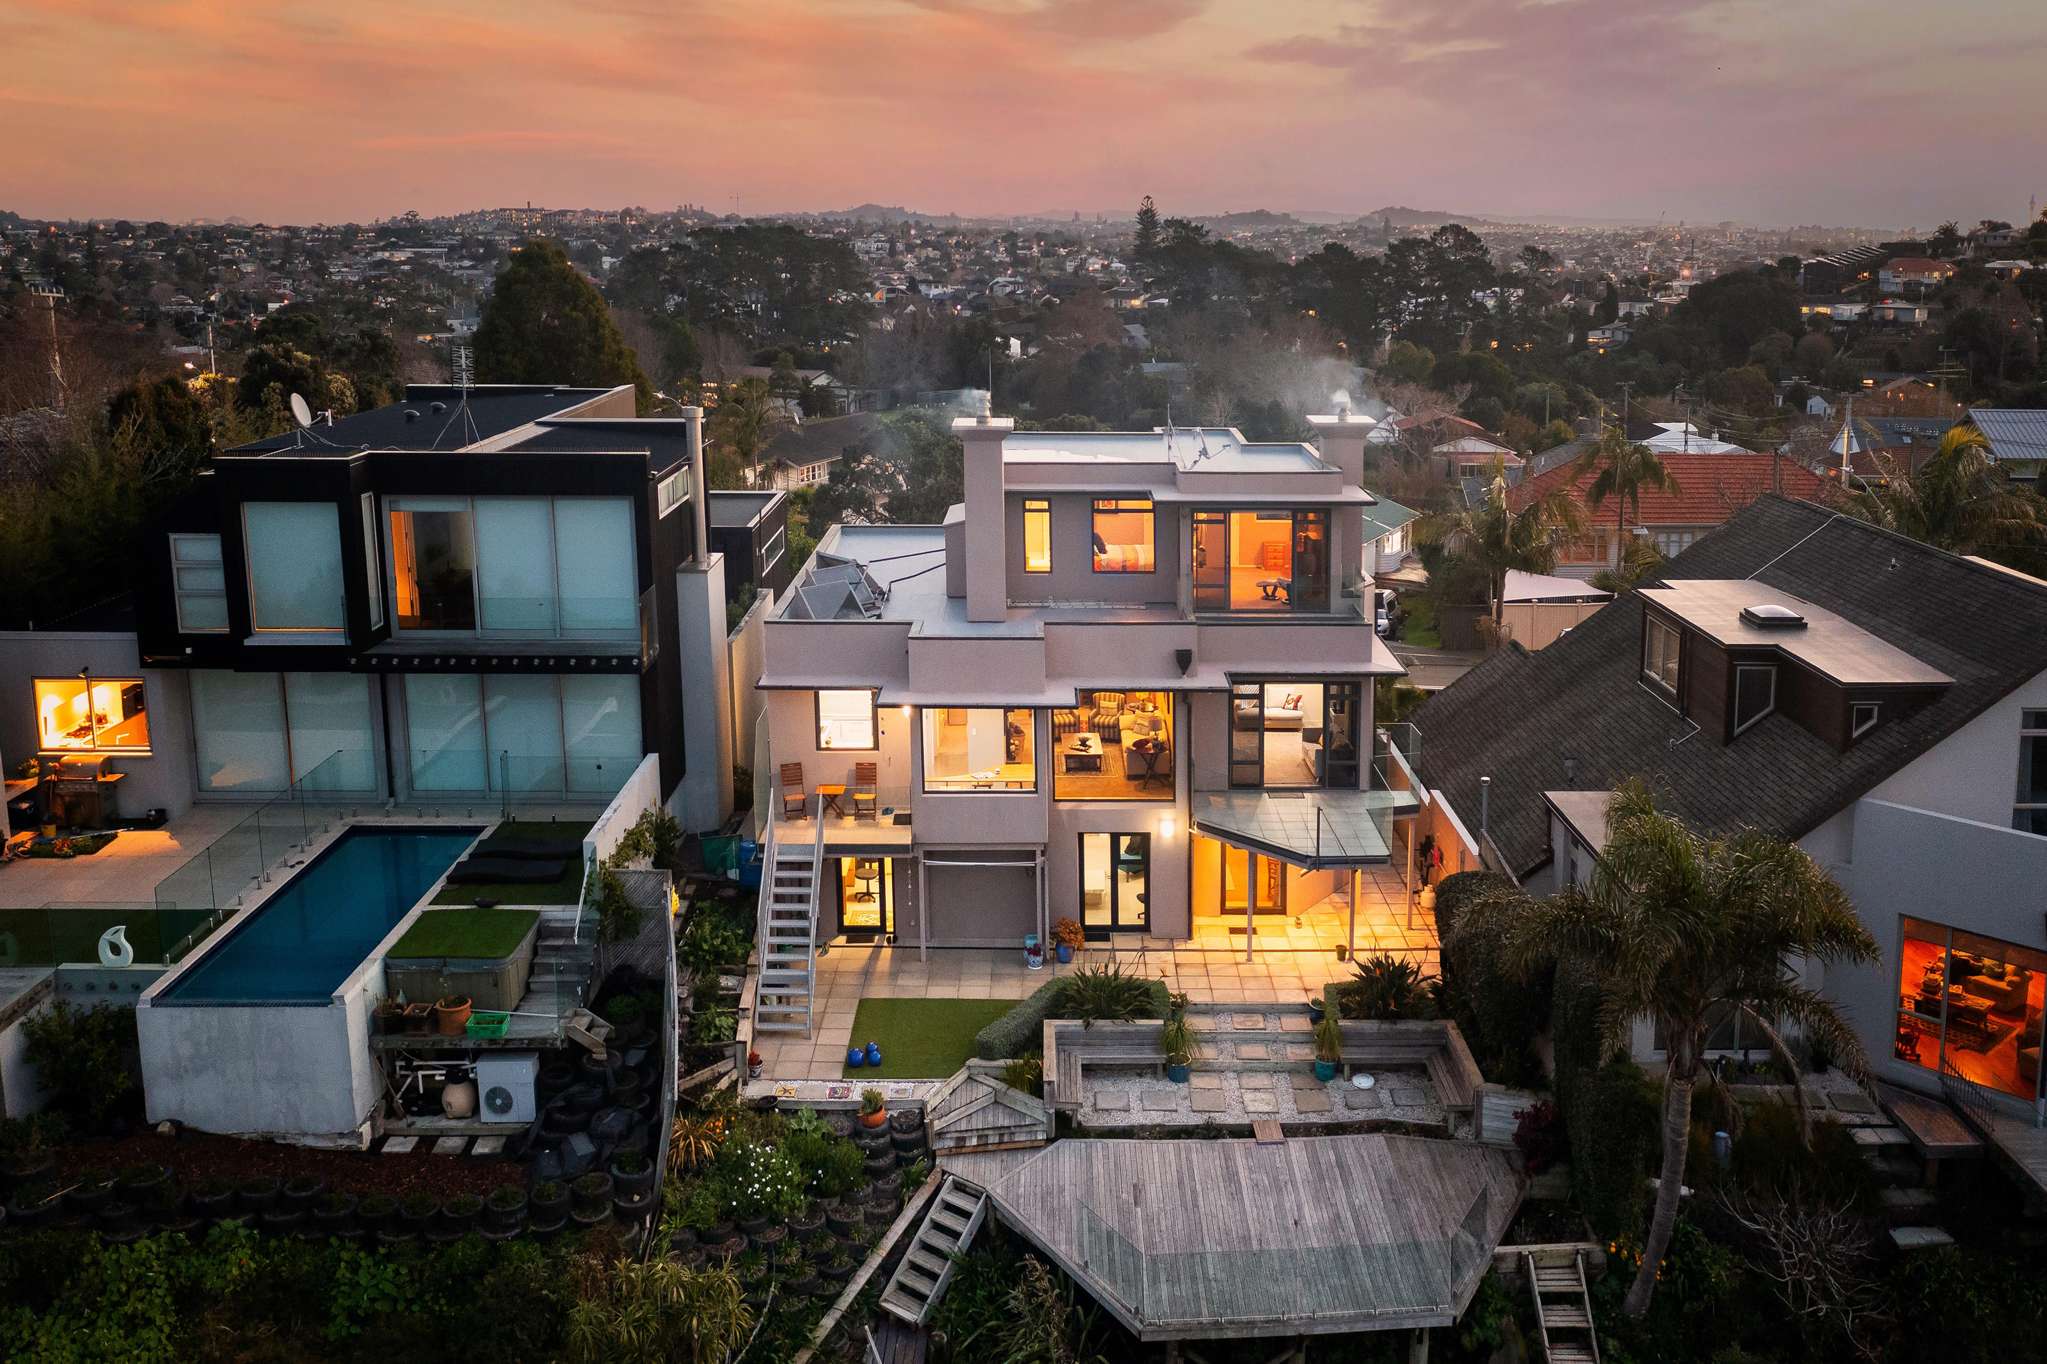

{"left": 1192, "top": 788, "right": 1418, "bottom": 870}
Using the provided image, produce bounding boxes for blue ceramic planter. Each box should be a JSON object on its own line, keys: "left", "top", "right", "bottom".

{"left": 1313, "top": 1060, "right": 1338, "bottom": 1082}
{"left": 846, "top": 1048, "right": 865, "bottom": 1068}
{"left": 864, "top": 1042, "right": 882, "bottom": 1067}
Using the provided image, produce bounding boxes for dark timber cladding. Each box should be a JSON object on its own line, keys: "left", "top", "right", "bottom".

{"left": 978, "top": 1134, "right": 1522, "bottom": 1341}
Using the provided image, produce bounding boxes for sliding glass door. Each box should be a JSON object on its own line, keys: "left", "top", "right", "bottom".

{"left": 1080, "top": 833, "right": 1149, "bottom": 938}
{"left": 1229, "top": 680, "right": 1362, "bottom": 789}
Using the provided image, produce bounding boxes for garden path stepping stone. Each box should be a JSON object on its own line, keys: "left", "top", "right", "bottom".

{"left": 1188, "top": 1015, "right": 1216, "bottom": 1032}
{"left": 1828, "top": 1091, "right": 1878, "bottom": 1114}
{"left": 1092, "top": 1090, "right": 1132, "bottom": 1112}
{"left": 1193, "top": 1043, "right": 1221, "bottom": 1061}
{"left": 1289, "top": 1073, "right": 1324, "bottom": 1092}
{"left": 1243, "top": 1092, "right": 1278, "bottom": 1115}
{"left": 1141, "top": 1093, "right": 1181, "bottom": 1113}
{"left": 1238, "top": 1072, "right": 1276, "bottom": 1090}
{"left": 433, "top": 1136, "right": 470, "bottom": 1156}
{"left": 380, "top": 1136, "right": 419, "bottom": 1154}
{"left": 1294, "top": 1090, "right": 1333, "bottom": 1114}
{"left": 1280, "top": 1014, "right": 1312, "bottom": 1032}
{"left": 1284, "top": 1043, "right": 1314, "bottom": 1062}
{"left": 1190, "top": 1073, "right": 1224, "bottom": 1090}
{"left": 470, "top": 1136, "right": 506, "bottom": 1156}
{"left": 1389, "top": 1088, "right": 1424, "bottom": 1108}
{"left": 1232, "top": 1014, "right": 1267, "bottom": 1031}
{"left": 1235, "top": 1042, "right": 1271, "bottom": 1061}
{"left": 1190, "top": 1091, "right": 1228, "bottom": 1114}
{"left": 1343, "top": 1089, "right": 1383, "bottom": 1111}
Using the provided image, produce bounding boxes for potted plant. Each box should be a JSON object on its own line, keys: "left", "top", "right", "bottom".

{"left": 822, "top": 1246, "right": 860, "bottom": 1282}
{"left": 69, "top": 1169, "right": 114, "bottom": 1215}
{"left": 281, "top": 1174, "right": 326, "bottom": 1209}
{"left": 1313, "top": 1015, "right": 1343, "bottom": 1083}
{"left": 570, "top": 1172, "right": 614, "bottom": 1226}
{"left": 190, "top": 1177, "right": 235, "bottom": 1220}
{"left": 858, "top": 1088, "right": 887, "bottom": 1130}
{"left": 312, "top": 1191, "right": 357, "bottom": 1235}
{"left": 434, "top": 994, "right": 473, "bottom": 1036}
{"left": 1307, "top": 993, "right": 1326, "bottom": 1025}
{"left": 356, "top": 1193, "right": 397, "bottom": 1235}
{"left": 1160, "top": 1013, "right": 1194, "bottom": 1083}
{"left": 373, "top": 999, "right": 404, "bottom": 1035}
{"left": 1050, "top": 917, "right": 1084, "bottom": 964}
{"left": 747, "top": 1049, "right": 763, "bottom": 1081}
{"left": 115, "top": 1164, "right": 170, "bottom": 1203}
{"left": 483, "top": 1182, "right": 527, "bottom": 1230}
{"left": 441, "top": 1192, "right": 482, "bottom": 1233}
{"left": 398, "top": 1192, "right": 438, "bottom": 1238}
{"left": 0, "top": 1116, "right": 58, "bottom": 1186}
{"left": 529, "top": 1180, "right": 569, "bottom": 1228}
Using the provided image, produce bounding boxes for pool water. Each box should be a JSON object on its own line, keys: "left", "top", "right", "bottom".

{"left": 159, "top": 827, "right": 480, "bottom": 1005}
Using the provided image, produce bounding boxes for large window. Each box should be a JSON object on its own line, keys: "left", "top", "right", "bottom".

{"left": 2018, "top": 710, "right": 2047, "bottom": 835}
{"left": 34, "top": 677, "right": 149, "bottom": 753}
{"left": 388, "top": 495, "right": 637, "bottom": 637}
{"left": 816, "top": 690, "right": 876, "bottom": 751}
{"left": 1190, "top": 509, "right": 1329, "bottom": 612}
{"left": 403, "top": 672, "right": 641, "bottom": 796}
{"left": 1228, "top": 681, "right": 1361, "bottom": 788}
{"left": 189, "top": 671, "right": 376, "bottom": 792}
{"left": 1732, "top": 664, "right": 1776, "bottom": 735}
{"left": 1052, "top": 690, "right": 1172, "bottom": 801}
{"left": 360, "top": 495, "right": 383, "bottom": 631}
{"left": 244, "top": 501, "right": 345, "bottom": 632}
{"left": 922, "top": 707, "right": 1035, "bottom": 791}
{"left": 1561, "top": 528, "right": 1615, "bottom": 567}
{"left": 1642, "top": 614, "right": 1680, "bottom": 696}
{"left": 170, "top": 534, "right": 227, "bottom": 633}
{"left": 1895, "top": 916, "right": 2047, "bottom": 1101}
{"left": 1091, "top": 499, "right": 1155, "bottom": 573}
{"left": 1022, "top": 498, "right": 1051, "bottom": 573}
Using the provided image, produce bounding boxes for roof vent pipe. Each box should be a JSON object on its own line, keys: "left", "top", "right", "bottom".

{"left": 1480, "top": 775, "right": 1492, "bottom": 839}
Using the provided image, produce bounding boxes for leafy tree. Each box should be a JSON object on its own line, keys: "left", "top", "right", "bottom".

{"left": 1676, "top": 269, "right": 1800, "bottom": 367}
{"left": 1792, "top": 330, "right": 1835, "bottom": 377}
{"left": 1847, "top": 424, "right": 2047, "bottom": 571}
{"left": 1379, "top": 340, "right": 1435, "bottom": 387}
{"left": 1702, "top": 363, "right": 1776, "bottom": 416}
{"left": 1928, "top": 221, "right": 1963, "bottom": 258}
{"left": 1576, "top": 425, "right": 1679, "bottom": 539}
{"left": 1416, "top": 465, "right": 1585, "bottom": 624}
{"left": 1479, "top": 780, "right": 1876, "bottom": 1318}
{"left": 806, "top": 408, "right": 963, "bottom": 527}
{"left": 475, "top": 238, "right": 650, "bottom": 408}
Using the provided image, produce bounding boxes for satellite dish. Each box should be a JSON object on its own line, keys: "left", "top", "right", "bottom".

{"left": 289, "top": 392, "right": 314, "bottom": 428}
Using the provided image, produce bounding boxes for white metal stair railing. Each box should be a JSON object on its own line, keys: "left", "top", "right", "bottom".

{"left": 754, "top": 794, "right": 825, "bottom": 1036}
{"left": 879, "top": 1176, "right": 989, "bottom": 1326}
{"left": 1525, "top": 1248, "right": 1600, "bottom": 1364}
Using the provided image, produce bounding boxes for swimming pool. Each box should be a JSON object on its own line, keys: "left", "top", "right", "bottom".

{"left": 158, "top": 826, "right": 480, "bottom": 1005}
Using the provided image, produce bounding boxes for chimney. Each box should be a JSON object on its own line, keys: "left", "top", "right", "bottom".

{"left": 1308, "top": 406, "right": 1375, "bottom": 602}
{"left": 954, "top": 412, "right": 1014, "bottom": 623}
{"left": 681, "top": 406, "right": 709, "bottom": 566}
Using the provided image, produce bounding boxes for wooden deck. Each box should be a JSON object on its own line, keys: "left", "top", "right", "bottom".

{"left": 1978, "top": 1108, "right": 2047, "bottom": 1195}
{"left": 1877, "top": 1084, "right": 1983, "bottom": 1161}
{"left": 981, "top": 1134, "right": 1522, "bottom": 1342}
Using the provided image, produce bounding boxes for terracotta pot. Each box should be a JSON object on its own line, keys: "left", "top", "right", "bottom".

{"left": 434, "top": 995, "right": 473, "bottom": 1035}
{"left": 859, "top": 1108, "right": 887, "bottom": 1129}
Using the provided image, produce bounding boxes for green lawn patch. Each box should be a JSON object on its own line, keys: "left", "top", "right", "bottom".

{"left": 841, "top": 998, "right": 1017, "bottom": 1079}
{"left": 1400, "top": 594, "right": 1443, "bottom": 648}
{"left": 430, "top": 819, "right": 592, "bottom": 906}
{"left": 390, "top": 908, "right": 539, "bottom": 960}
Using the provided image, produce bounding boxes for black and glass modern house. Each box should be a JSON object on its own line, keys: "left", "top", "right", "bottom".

{"left": 128, "top": 384, "right": 710, "bottom": 809}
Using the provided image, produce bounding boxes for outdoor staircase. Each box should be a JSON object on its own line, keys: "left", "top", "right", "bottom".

{"left": 1526, "top": 1249, "right": 1600, "bottom": 1364}
{"left": 753, "top": 806, "right": 825, "bottom": 1036}
{"left": 879, "top": 1176, "right": 989, "bottom": 1326}
{"left": 528, "top": 910, "right": 610, "bottom": 1056}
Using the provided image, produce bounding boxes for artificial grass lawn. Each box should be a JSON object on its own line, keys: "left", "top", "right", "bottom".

{"left": 430, "top": 819, "right": 591, "bottom": 906}
{"left": 1399, "top": 594, "right": 1443, "bottom": 648}
{"left": 840, "top": 998, "right": 1016, "bottom": 1079}
{"left": 389, "top": 908, "right": 539, "bottom": 960}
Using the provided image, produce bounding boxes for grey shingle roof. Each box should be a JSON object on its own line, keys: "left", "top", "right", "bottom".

{"left": 1968, "top": 408, "right": 2047, "bottom": 465}
{"left": 1410, "top": 496, "right": 2047, "bottom": 878}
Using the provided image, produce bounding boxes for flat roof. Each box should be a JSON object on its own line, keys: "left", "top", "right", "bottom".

{"left": 1003, "top": 427, "right": 1334, "bottom": 476}
{"left": 707, "top": 490, "right": 782, "bottom": 528}
{"left": 1543, "top": 790, "right": 1611, "bottom": 855}
{"left": 1641, "top": 579, "right": 1952, "bottom": 686}
{"left": 979, "top": 1134, "right": 1522, "bottom": 1340}
{"left": 228, "top": 386, "right": 615, "bottom": 457}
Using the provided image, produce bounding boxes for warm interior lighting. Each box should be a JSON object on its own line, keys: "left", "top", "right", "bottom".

{"left": 1158, "top": 814, "right": 1176, "bottom": 839}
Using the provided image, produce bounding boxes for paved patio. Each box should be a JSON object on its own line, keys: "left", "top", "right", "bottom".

{"left": 749, "top": 872, "right": 1440, "bottom": 1082}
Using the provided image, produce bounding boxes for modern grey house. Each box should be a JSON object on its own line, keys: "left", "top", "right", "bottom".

{"left": 1414, "top": 496, "right": 2047, "bottom": 1191}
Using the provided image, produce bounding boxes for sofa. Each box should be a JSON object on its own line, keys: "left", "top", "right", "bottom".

{"left": 1233, "top": 695, "right": 1305, "bottom": 731}
{"left": 1960, "top": 964, "right": 2033, "bottom": 1015}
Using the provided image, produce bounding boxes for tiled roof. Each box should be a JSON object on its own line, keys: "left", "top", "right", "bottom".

{"left": 1411, "top": 496, "right": 2047, "bottom": 878}
{"left": 1508, "top": 451, "right": 1836, "bottom": 526}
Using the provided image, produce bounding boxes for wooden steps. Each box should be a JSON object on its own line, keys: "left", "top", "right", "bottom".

{"left": 879, "top": 1176, "right": 988, "bottom": 1325}
{"left": 1526, "top": 1248, "right": 1600, "bottom": 1364}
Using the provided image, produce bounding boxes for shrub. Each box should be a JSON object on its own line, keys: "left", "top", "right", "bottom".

{"left": 708, "top": 1139, "right": 806, "bottom": 1222}
{"left": 1057, "top": 965, "right": 1164, "bottom": 1027}
{"left": 1438, "top": 873, "right": 1552, "bottom": 1087}
{"left": 22, "top": 1001, "right": 139, "bottom": 1131}
{"left": 595, "top": 868, "right": 644, "bottom": 944}
{"left": 1312, "top": 1015, "right": 1343, "bottom": 1063}
{"left": 1512, "top": 1099, "right": 1565, "bottom": 1174}
{"left": 972, "top": 972, "right": 1169, "bottom": 1059}
{"left": 1330, "top": 954, "right": 1436, "bottom": 1020}
{"left": 1567, "top": 1060, "right": 1659, "bottom": 1238}
{"left": 999, "top": 1054, "right": 1043, "bottom": 1096}
{"left": 1727, "top": 1099, "right": 1877, "bottom": 1211}
{"left": 1159, "top": 1015, "right": 1194, "bottom": 1063}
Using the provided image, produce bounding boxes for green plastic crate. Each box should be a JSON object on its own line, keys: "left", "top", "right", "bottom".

{"left": 465, "top": 1011, "right": 510, "bottom": 1039}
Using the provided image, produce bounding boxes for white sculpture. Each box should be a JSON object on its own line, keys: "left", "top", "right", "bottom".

{"left": 97, "top": 924, "right": 134, "bottom": 969}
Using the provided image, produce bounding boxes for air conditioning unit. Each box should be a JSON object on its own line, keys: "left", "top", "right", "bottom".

{"left": 474, "top": 1052, "right": 540, "bottom": 1124}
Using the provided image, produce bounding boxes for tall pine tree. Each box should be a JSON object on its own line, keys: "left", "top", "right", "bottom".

{"left": 474, "top": 238, "right": 651, "bottom": 409}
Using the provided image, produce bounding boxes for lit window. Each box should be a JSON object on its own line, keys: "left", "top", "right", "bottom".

{"left": 1091, "top": 499, "right": 1154, "bottom": 573}
{"left": 1642, "top": 614, "right": 1680, "bottom": 696}
{"left": 169, "top": 533, "right": 227, "bottom": 633}
{"left": 1733, "top": 664, "right": 1776, "bottom": 735}
{"left": 816, "top": 690, "right": 876, "bottom": 750}
{"left": 921, "top": 707, "right": 1035, "bottom": 791}
{"left": 34, "top": 677, "right": 150, "bottom": 753}
{"left": 1022, "top": 498, "right": 1051, "bottom": 574}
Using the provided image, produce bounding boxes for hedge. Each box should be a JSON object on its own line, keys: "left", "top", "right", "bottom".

{"left": 1548, "top": 952, "right": 1658, "bottom": 1238}
{"left": 1435, "top": 872, "right": 1550, "bottom": 1088}
{"left": 973, "top": 975, "right": 1171, "bottom": 1060}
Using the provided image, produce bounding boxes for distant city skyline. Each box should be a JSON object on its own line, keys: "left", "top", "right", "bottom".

{"left": 4, "top": 0, "right": 2043, "bottom": 231}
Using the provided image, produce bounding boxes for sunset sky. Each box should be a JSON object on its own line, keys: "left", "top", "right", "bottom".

{"left": 4, "top": 0, "right": 2042, "bottom": 228}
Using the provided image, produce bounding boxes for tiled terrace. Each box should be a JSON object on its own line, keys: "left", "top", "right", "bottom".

{"left": 749, "top": 867, "right": 1439, "bottom": 1082}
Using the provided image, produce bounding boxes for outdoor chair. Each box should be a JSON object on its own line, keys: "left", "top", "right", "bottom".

{"left": 851, "top": 762, "right": 879, "bottom": 821}
{"left": 779, "top": 763, "right": 808, "bottom": 819}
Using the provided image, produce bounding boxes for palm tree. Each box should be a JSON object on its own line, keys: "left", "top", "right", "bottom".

{"left": 1846, "top": 424, "right": 2047, "bottom": 567}
{"left": 1589, "top": 534, "right": 1667, "bottom": 595}
{"left": 1417, "top": 461, "right": 1585, "bottom": 625}
{"left": 707, "top": 377, "right": 786, "bottom": 488}
{"left": 1459, "top": 780, "right": 1876, "bottom": 1318}
{"left": 1576, "top": 424, "right": 1679, "bottom": 544}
